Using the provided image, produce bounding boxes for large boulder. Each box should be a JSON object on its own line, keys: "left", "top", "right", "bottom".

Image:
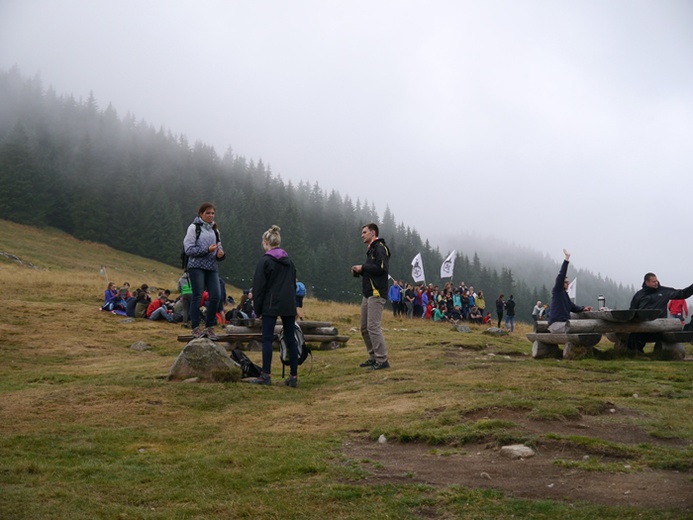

{"left": 169, "top": 339, "right": 242, "bottom": 382}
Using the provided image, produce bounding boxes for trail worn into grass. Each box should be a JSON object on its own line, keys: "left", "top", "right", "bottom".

{"left": 343, "top": 407, "right": 693, "bottom": 510}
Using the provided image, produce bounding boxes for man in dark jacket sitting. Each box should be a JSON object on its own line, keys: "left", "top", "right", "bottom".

{"left": 628, "top": 273, "right": 693, "bottom": 351}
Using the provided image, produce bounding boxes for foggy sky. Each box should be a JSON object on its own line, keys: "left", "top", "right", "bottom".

{"left": 1, "top": 0, "right": 692, "bottom": 291}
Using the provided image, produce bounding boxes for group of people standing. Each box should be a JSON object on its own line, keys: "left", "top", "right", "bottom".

{"left": 130, "top": 202, "right": 693, "bottom": 393}
{"left": 182, "top": 203, "right": 300, "bottom": 387}
{"left": 387, "top": 280, "right": 519, "bottom": 331}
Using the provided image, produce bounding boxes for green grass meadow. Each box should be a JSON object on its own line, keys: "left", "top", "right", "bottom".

{"left": 1, "top": 220, "right": 692, "bottom": 519}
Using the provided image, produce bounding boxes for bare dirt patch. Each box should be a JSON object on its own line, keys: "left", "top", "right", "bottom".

{"left": 342, "top": 407, "right": 693, "bottom": 510}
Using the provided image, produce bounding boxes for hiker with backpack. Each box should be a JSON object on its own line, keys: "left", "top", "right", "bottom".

{"left": 248, "top": 225, "right": 300, "bottom": 387}
{"left": 183, "top": 202, "right": 225, "bottom": 340}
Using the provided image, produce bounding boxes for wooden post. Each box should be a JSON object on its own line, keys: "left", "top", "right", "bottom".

{"left": 531, "top": 341, "right": 561, "bottom": 359}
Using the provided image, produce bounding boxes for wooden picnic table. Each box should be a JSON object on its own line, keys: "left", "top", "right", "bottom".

{"left": 529, "top": 309, "right": 692, "bottom": 360}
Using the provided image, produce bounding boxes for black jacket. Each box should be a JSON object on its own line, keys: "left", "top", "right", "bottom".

{"left": 630, "top": 282, "right": 693, "bottom": 318}
{"left": 357, "top": 238, "right": 390, "bottom": 298}
{"left": 252, "top": 248, "right": 297, "bottom": 317}
{"left": 548, "top": 260, "right": 585, "bottom": 324}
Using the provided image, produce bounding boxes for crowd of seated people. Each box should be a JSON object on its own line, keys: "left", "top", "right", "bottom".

{"left": 100, "top": 275, "right": 240, "bottom": 328}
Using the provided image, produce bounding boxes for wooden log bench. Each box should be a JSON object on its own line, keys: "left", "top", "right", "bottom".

{"left": 534, "top": 310, "right": 690, "bottom": 360}
{"left": 177, "top": 319, "right": 350, "bottom": 351}
{"left": 605, "top": 330, "right": 693, "bottom": 360}
{"left": 526, "top": 333, "right": 603, "bottom": 359}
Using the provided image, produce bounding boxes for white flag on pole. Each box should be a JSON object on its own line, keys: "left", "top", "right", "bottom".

{"left": 411, "top": 253, "right": 425, "bottom": 283}
{"left": 440, "top": 250, "right": 456, "bottom": 279}
{"left": 567, "top": 278, "right": 577, "bottom": 300}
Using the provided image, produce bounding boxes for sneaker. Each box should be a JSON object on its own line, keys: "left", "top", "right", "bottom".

{"left": 191, "top": 327, "right": 204, "bottom": 339}
{"left": 204, "top": 327, "right": 219, "bottom": 341}
{"left": 370, "top": 360, "right": 391, "bottom": 370}
{"left": 248, "top": 374, "right": 272, "bottom": 386}
{"left": 284, "top": 376, "right": 298, "bottom": 388}
{"left": 359, "top": 359, "right": 376, "bottom": 367}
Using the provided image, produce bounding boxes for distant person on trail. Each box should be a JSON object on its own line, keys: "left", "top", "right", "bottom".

{"left": 404, "top": 283, "right": 415, "bottom": 318}
{"left": 668, "top": 299, "right": 689, "bottom": 325}
{"left": 183, "top": 202, "right": 225, "bottom": 340}
{"left": 495, "top": 294, "right": 504, "bottom": 328}
{"left": 295, "top": 279, "right": 306, "bottom": 320}
{"left": 532, "top": 301, "right": 543, "bottom": 323}
{"left": 388, "top": 279, "right": 402, "bottom": 317}
{"left": 351, "top": 222, "right": 391, "bottom": 370}
{"left": 177, "top": 271, "right": 193, "bottom": 327}
{"left": 548, "top": 250, "right": 592, "bottom": 333}
{"left": 476, "top": 290, "right": 486, "bottom": 317}
{"left": 504, "top": 295, "right": 516, "bottom": 332}
{"left": 627, "top": 273, "right": 693, "bottom": 351}
{"left": 248, "top": 225, "right": 299, "bottom": 387}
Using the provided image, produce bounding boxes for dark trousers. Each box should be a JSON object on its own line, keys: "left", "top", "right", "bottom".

{"left": 627, "top": 333, "right": 660, "bottom": 352}
{"left": 261, "top": 315, "right": 298, "bottom": 377}
{"left": 188, "top": 268, "right": 220, "bottom": 329}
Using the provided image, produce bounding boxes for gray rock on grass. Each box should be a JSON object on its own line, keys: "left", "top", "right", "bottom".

{"left": 169, "top": 338, "right": 241, "bottom": 382}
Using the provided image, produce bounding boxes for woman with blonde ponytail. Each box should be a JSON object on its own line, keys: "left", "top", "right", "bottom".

{"left": 249, "top": 225, "right": 300, "bottom": 387}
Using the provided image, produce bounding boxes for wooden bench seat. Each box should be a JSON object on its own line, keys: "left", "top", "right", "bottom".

{"left": 526, "top": 333, "right": 602, "bottom": 360}
{"left": 526, "top": 333, "right": 602, "bottom": 346}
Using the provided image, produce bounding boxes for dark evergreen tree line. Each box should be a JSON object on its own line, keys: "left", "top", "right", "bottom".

{"left": 0, "top": 67, "right": 634, "bottom": 319}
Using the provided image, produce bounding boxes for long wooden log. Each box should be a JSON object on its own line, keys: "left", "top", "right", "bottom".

{"left": 233, "top": 319, "right": 334, "bottom": 329}
{"left": 571, "top": 309, "right": 661, "bottom": 322}
{"left": 177, "top": 333, "right": 267, "bottom": 342}
{"left": 225, "top": 324, "right": 338, "bottom": 336}
{"left": 303, "top": 334, "right": 350, "bottom": 343}
{"left": 566, "top": 318, "right": 681, "bottom": 334}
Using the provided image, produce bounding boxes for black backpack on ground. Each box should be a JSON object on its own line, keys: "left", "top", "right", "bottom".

{"left": 230, "top": 349, "right": 262, "bottom": 378}
{"left": 278, "top": 323, "right": 312, "bottom": 377}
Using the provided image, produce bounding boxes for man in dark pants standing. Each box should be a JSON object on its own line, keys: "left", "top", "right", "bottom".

{"left": 628, "top": 273, "right": 693, "bottom": 351}
{"left": 351, "top": 223, "right": 391, "bottom": 370}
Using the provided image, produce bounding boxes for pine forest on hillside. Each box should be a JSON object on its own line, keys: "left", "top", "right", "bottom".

{"left": 0, "top": 68, "right": 635, "bottom": 315}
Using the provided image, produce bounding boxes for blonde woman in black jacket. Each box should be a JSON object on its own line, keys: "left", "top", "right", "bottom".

{"left": 249, "top": 225, "right": 299, "bottom": 387}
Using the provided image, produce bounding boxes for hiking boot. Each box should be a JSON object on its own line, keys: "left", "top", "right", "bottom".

{"left": 359, "top": 359, "right": 376, "bottom": 367}
{"left": 248, "top": 374, "right": 272, "bottom": 386}
{"left": 191, "top": 327, "right": 204, "bottom": 339}
{"left": 370, "top": 360, "right": 391, "bottom": 370}
{"left": 284, "top": 376, "right": 298, "bottom": 388}
{"left": 204, "top": 327, "right": 219, "bottom": 340}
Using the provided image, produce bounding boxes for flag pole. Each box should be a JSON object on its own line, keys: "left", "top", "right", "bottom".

{"left": 100, "top": 266, "right": 109, "bottom": 284}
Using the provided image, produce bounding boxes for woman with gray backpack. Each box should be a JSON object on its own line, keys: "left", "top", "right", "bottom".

{"left": 182, "top": 202, "right": 225, "bottom": 340}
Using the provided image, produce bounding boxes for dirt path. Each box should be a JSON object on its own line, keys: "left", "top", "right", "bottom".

{"left": 342, "top": 408, "right": 693, "bottom": 510}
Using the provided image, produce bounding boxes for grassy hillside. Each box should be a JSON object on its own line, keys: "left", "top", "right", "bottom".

{"left": 1, "top": 220, "right": 692, "bottom": 519}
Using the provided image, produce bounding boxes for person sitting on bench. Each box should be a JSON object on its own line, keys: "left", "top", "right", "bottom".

{"left": 547, "top": 249, "right": 592, "bottom": 333}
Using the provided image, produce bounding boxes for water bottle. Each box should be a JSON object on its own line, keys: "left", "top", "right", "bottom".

{"left": 598, "top": 295, "right": 605, "bottom": 310}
